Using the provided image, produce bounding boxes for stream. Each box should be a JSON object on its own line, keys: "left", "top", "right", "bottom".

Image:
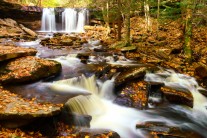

{"left": 6, "top": 35, "right": 207, "bottom": 138}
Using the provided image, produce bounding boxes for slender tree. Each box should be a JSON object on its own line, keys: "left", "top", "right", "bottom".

{"left": 182, "top": 0, "right": 195, "bottom": 63}
{"left": 144, "top": 0, "right": 151, "bottom": 32}
{"left": 117, "top": 0, "right": 122, "bottom": 41}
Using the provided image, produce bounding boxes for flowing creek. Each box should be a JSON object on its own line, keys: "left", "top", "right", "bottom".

{"left": 7, "top": 35, "right": 207, "bottom": 138}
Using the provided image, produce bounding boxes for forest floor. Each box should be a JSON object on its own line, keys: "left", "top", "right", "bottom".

{"left": 85, "top": 16, "right": 207, "bottom": 89}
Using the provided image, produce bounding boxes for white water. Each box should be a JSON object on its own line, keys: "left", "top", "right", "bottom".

{"left": 145, "top": 69, "right": 207, "bottom": 127}
{"left": 53, "top": 54, "right": 82, "bottom": 69}
{"left": 45, "top": 71, "right": 207, "bottom": 137}
{"left": 41, "top": 8, "right": 56, "bottom": 32}
{"left": 40, "top": 8, "right": 89, "bottom": 33}
{"left": 62, "top": 8, "right": 78, "bottom": 32}
{"left": 52, "top": 75, "right": 150, "bottom": 137}
{"left": 62, "top": 8, "right": 89, "bottom": 33}
{"left": 76, "top": 9, "right": 88, "bottom": 32}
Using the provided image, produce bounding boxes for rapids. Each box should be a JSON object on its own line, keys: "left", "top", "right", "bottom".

{"left": 47, "top": 65, "right": 207, "bottom": 137}
{"left": 11, "top": 37, "right": 207, "bottom": 137}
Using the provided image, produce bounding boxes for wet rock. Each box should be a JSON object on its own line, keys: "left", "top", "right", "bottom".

{"left": 0, "top": 45, "right": 37, "bottom": 62}
{"left": 114, "top": 81, "right": 148, "bottom": 109}
{"left": 40, "top": 35, "right": 87, "bottom": 48}
{"left": 77, "top": 52, "right": 91, "bottom": 63}
{"left": 78, "top": 63, "right": 109, "bottom": 78}
{"left": 161, "top": 86, "right": 193, "bottom": 108}
{"left": 60, "top": 111, "right": 92, "bottom": 127}
{"left": 94, "top": 47, "right": 108, "bottom": 52}
{"left": 0, "top": 56, "right": 61, "bottom": 84}
{"left": 136, "top": 121, "right": 204, "bottom": 138}
{"left": 147, "top": 82, "right": 165, "bottom": 108}
{"left": 198, "top": 89, "right": 207, "bottom": 97}
{"left": 77, "top": 128, "right": 120, "bottom": 138}
{"left": 115, "top": 66, "right": 151, "bottom": 87}
{"left": 0, "top": 87, "right": 62, "bottom": 128}
{"left": 60, "top": 38, "right": 73, "bottom": 46}
{"left": 195, "top": 62, "right": 207, "bottom": 79}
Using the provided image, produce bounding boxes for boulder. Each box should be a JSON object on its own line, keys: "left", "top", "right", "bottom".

{"left": 0, "top": 45, "right": 37, "bottom": 62}
{"left": 0, "top": 18, "right": 37, "bottom": 40}
{"left": 76, "top": 52, "right": 91, "bottom": 63}
{"left": 0, "top": 56, "right": 61, "bottom": 84}
{"left": 114, "top": 81, "right": 148, "bottom": 109}
{"left": 195, "top": 62, "right": 207, "bottom": 79}
{"left": 77, "top": 128, "right": 120, "bottom": 138}
{"left": 136, "top": 121, "right": 203, "bottom": 138}
{"left": 115, "top": 66, "right": 154, "bottom": 87}
{"left": 60, "top": 38, "right": 73, "bottom": 46}
{"left": 156, "top": 48, "right": 172, "bottom": 59}
{"left": 0, "top": 87, "right": 62, "bottom": 128}
{"left": 161, "top": 86, "right": 193, "bottom": 108}
{"left": 19, "top": 24, "right": 37, "bottom": 38}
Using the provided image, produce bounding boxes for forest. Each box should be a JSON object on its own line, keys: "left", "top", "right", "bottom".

{"left": 0, "top": 0, "right": 207, "bottom": 137}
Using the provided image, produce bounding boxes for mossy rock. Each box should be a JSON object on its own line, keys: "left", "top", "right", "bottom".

{"left": 120, "top": 45, "right": 137, "bottom": 52}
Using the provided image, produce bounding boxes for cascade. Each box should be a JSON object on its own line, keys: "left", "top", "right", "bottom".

{"left": 62, "top": 8, "right": 78, "bottom": 32}
{"left": 41, "top": 8, "right": 89, "bottom": 32}
{"left": 76, "top": 9, "right": 89, "bottom": 32}
{"left": 41, "top": 8, "right": 56, "bottom": 32}
{"left": 62, "top": 8, "right": 89, "bottom": 32}
{"left": 46, "top": 68, "right": 207, "bottom": 137}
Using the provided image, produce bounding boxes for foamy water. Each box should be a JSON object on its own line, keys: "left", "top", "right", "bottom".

{"left": 46, "top": 69, "right": 207, "bottom": 137}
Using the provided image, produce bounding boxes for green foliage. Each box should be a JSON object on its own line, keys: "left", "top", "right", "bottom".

{"left": 42, "top": 0, "right": 60, "bottom": 7}
{"left": 60, "top": 0, "right": 93, "bottom": 7}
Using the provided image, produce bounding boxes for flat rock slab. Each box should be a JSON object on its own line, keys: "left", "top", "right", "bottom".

{"left": 0, "top": 56, "right": 61, "bottom": 84}
{"left": 0, "top": 87, "right": 63, "bottom": 120}
{"left": 136, "top": 121, "right": 203, "bottom": 138}
{"left": 161, "top": 87, "right": 193, "bottom": 108}
{"left": 0, "top": 45, "right": 37, "bottom": 62}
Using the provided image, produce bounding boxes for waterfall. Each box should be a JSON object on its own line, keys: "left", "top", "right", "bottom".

{"left": 62, "top": 8, "right": 78, "bottom": 32}
{"left": 41, "top": 8, "right": 56, "bottom": 32}
{"left": 62, "top": 8, "right": 89, "bottom": 32}
{"left": 145, "top": 69, "right": 207, "bottom": 126}
{"left": 51, "top": 75, "right": 145, "bottom": 138}
{"left": 77, "top": 9, "right": 89, "bottom": 32}
{"left": 45, "top": 68, "right": 207, "bottom": 137}
{"left": 41, "top": 8, "right": 89, "bottom": 32}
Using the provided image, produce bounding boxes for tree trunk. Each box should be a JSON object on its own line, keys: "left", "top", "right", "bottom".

{"left": 183, "top": 0, "right": 195, "bottom": 63}
{"left": 125, "top": 12, "right": 131, "bottom": 45}
{"left": 117, "top": 0, "right": 121, "bottom": 41}
{"left": 144, "top": 0, "right": 152, "bottom": 32}
{"left": 37, "top": 0, "right": 41, "bottom": 6}
{"left": 103, "top": 1, "right": 111, "bottom": 37}
{"left": 157, "top": 0, "right": 160, "bottom": 37}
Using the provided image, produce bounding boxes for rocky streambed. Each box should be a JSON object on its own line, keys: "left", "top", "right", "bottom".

{"left": 0, "top": 18, "right": 207, "bottom": 137}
